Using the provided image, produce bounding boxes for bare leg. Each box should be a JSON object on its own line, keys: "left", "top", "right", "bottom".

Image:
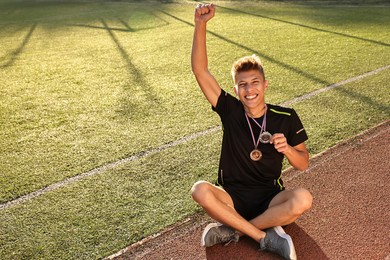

{"left": 191, "top": 181, "right": 266, "bottom": 242}
{"left": 250, "top": 188, "right": 313, "bottom": 230}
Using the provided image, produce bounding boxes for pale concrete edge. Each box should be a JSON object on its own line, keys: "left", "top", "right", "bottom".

{"left": 105, "top": 119, "right": 390, "bottom": 259}
{"left": 283, "top": 119, "right": 390, "bottom": 181}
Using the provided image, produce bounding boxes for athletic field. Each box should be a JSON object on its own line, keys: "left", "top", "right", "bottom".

{"left": 0, "top": 0, "right": 389, "bottom": 258}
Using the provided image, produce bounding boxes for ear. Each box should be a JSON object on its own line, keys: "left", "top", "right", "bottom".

{"left": 263, "top": 80, "right": 269, "bottom": 91}
{"left": 233, "top": 85, "right": 238, "bottom": 96}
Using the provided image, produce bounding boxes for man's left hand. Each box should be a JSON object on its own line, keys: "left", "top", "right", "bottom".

{"left": 270, "top": 133, "right": 290, "bottom": 154}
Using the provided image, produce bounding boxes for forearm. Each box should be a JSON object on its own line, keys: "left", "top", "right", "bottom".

{"left": 191, "top": 4, "right": 220, "bottom": 106}
{"left": 284, "top": 145, "right": 309, "bottom": 171}
{"left": 271, "top": 134, "right": 309, "bottom": 171}
{"left": 191, "top": 21, "right": 208, "bottom": 75}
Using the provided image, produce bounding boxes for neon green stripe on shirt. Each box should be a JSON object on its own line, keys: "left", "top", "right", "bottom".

{"left": 270, "top": 108, "right": 291, "bottom": 116}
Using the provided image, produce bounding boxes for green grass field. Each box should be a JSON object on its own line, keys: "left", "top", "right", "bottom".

{"left": 0, "top": 0, "right": 389, "bottom": 258}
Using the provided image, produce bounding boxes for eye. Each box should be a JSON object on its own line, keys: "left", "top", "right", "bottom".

{"left": 238, "top": 83, "right": 246, "bottom": 88}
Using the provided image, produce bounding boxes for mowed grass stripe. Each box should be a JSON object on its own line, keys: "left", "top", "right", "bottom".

{"left": 0, "top": 64, "right": 388, "bottom": 210}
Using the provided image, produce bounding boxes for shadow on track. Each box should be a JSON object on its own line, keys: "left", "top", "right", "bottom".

{"left": 205, "top": 223, "right": 329, "bottom": 259}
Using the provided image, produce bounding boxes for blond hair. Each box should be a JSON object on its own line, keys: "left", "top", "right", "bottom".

{"left": 231, "top": 54, "right": 265, "bottom": 82}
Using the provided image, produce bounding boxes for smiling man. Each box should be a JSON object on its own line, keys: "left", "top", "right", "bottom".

{"left": 190, "top": 4, "right": 313, "bottom": 260}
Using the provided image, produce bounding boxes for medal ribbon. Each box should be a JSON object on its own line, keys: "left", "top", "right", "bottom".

{"left": 245, "top": 105, "right": 267, "bottom": 149}
{"left": 250, "top": 105, "right": 267, "bottom": 133}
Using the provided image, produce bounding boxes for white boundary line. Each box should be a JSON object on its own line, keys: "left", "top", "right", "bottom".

{"left": 283, "top": 120, "right": 390, "bottom": 183}
{"left": 0, "top": 126, "right": 220, "bottom": 210}
{"left": 1, "top": 64, "right": 389, "bottom": 210}
{"left": 104, "top": 120, "right": 390, "bottom": 260}
{"left": 280, "top": 65, "right": 390, "bottom": 107}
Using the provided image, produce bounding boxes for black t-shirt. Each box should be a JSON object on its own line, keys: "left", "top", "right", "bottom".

{"left": 212, "top": 89, "right": 308, "bottom": 190}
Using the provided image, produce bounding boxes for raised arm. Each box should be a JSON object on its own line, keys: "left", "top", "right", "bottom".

{"left": 191, "top": 4, "right": 221, "bottom": 108}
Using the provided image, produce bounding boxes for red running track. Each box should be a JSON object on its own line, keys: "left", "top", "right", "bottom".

{"left": 109, "top": 120, "right": 390, "bottom": 260}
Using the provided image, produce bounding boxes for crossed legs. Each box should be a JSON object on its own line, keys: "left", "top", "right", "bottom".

{"left": 191, "top": 180, "right": 313, "bottom": 242}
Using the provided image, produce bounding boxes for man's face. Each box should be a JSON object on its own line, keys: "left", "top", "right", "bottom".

{"left": 234, "top": 69, "right": 268, "bottom": 110}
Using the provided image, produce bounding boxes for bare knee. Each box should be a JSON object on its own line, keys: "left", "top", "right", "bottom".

{"left": 191, "top": 180, "right": 213, "bottom": 206}
{"left": 291, "top": 188, "right": 313, "bottom": 215}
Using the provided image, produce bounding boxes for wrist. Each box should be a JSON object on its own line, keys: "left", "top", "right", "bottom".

{"left": 282, "top": 145, "right": 293, "bottom": 156}
{"left": 194, "top": 20, "right": 207, "bottom": 27}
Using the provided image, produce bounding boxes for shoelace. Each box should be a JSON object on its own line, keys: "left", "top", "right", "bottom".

{"left": 224, "top": 239, "right": 235, "bottom": 246}
{"left": 223, "top": 232, "right": 239, "bottom": 246}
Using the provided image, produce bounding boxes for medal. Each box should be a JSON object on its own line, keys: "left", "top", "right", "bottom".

{"left": 260, "top": 131, "right": 272, "bottom": 144}
{"left": 250, "top": 149, "right": 262, "bottom": 161}
{"left": 245, "top": 105, "right": 271, "bottom": 161}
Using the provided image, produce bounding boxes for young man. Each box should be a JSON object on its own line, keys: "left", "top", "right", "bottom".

{"left": 190, "top": 4, "right": 313, "bottom": 260}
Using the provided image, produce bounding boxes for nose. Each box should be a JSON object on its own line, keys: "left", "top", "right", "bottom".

{"left": 245, "top": 82, "right": 257, "bottom": 91}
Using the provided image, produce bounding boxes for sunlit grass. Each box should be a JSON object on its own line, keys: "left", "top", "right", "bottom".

{"left": 0, "top": 0, "right": 389, "bottom": 258}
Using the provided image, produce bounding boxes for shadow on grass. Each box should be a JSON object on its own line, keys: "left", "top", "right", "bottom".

{"left": 0, "top": 23, "right": 37, "bottom": 68}
{"left": 117, "top": 12, "right": 169, "bottom": 32}
{"left": 67, "top": 13, "right": 169, "bottom": 33}
{"left": 337, "top": 86, "right": 390, "bottom": 116}
{"left": 0, "top": 23, "right": 8, "bottom": 32}
{"left": 217, "top": 5, "right": 390, "bottom": 47}
{"left": 159, "top": 9, "right": 330, "bottom": 86}
{"left": 100, "top": 19, "right": 160, "bottom": 119}
{"left": 159, "top": 10, "right": 389, "bottom": 119}
{"left": 67, "top": 23, "right": 131, "bottom": 32}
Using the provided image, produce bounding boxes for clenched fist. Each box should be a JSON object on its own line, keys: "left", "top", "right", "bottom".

{"left": 194, "top": 3, "right": 215, "bottom": 23}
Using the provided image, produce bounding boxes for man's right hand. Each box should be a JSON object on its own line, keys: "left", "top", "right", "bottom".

{"left": 194, "top": 4, "right": 215, "bottom": 23}
{"left": 192, "top": 3, "right": 221, "bottom": 107}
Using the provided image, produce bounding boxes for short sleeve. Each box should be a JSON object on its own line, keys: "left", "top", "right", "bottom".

{"left": 212, "top": 89, "right": 241, "bottom": 120}
{"left": 288, "top": 109, "right": 308, "bottom": 147}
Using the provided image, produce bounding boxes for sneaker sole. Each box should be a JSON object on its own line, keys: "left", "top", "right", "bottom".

{"left": 273, "top": 226, "right": 297, "bottom": 260}
{"left": 201, "top": 222, "right": 222, "bottom": 247}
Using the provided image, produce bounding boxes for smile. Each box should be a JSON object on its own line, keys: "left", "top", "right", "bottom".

{"left": 245, "top": 94, "right": 258, "bottom": 100}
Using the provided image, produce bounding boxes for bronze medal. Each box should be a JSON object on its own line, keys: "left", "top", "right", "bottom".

{"left": 250, "top": 149, "right": 262, "bottom": 161}
{"left": 245, "top": 105, "right": 269, "bottom": 161}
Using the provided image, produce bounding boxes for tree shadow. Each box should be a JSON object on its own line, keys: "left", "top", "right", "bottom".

{"left": 0, "top": 23, "right": 8, "bottom": 33}
{"left": 66, "top": 23, "right": 131, "bottom": 32}
{"left": 100, "top": 19, "right": 160, "bottom": 119}
{"left": 159, "top": 9, "right": 389, "bottom": 118}
{"left": 206, "top": 223, "right": 328, "bottom": 259}
{"left": 158, "top": 9, "right": 330, "bottom": 87}
{"left": 0, "top": 23, "right": 37, "bottom": 68}
{"left": 336, "top": 85, "right": 390, "bottom": 116}
{"left": 217, "top": 5, "right": 390, "bottom": 47}
{"left": 117, "top": 12, "right": 170, "bottom": 32}
{"left": 67, "top": 12, "right": 169, "bottom": 33}
{"left": 0, "top": 23, "right": 29, "bottom": 36}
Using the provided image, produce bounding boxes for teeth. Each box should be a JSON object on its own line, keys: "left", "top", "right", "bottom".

{"left": 246, "top": 94, "right": 257, "bottom": 100}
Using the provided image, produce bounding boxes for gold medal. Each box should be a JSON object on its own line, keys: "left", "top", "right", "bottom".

{"left": 250, "top": 149, "right": 262, "bottom": 161}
